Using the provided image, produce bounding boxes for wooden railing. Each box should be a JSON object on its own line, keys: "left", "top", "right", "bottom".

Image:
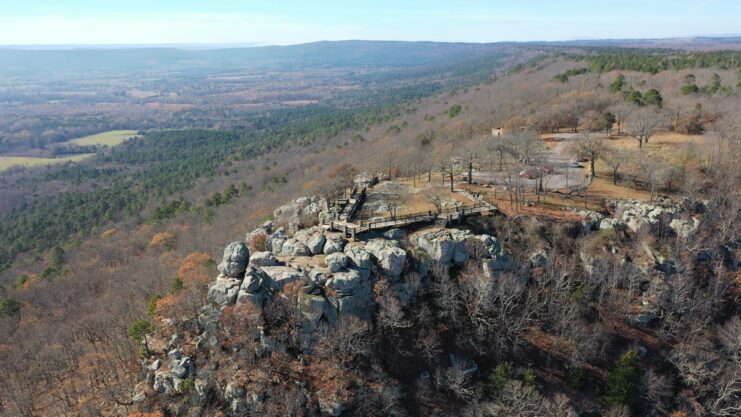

{"left": 329, "top": 201, "right": 495, "bottom": 236}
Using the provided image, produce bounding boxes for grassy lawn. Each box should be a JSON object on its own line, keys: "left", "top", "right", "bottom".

{"left": 0, "top": 154, "right": 95, "bottom": 172}
{"left": 67, "top": 130, "right": 140, "bottom": 146}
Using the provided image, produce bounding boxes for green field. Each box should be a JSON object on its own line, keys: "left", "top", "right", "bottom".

{"left": 67, "top": 130, "right": 140, "bottom": 146}
{"left": 0, "top": 154, "right": 94, "bottom": 172}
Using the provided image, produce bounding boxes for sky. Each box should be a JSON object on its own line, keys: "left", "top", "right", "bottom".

{"left": 0, "top": 0, "right": 739, "bottom": 46}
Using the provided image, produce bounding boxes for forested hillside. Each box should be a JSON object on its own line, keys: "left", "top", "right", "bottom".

{"left": 0, "top": 43, "right": 739, "bottom": 417}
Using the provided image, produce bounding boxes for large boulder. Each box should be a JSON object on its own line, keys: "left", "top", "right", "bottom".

{"left": 325, "top": 252, "right": 349, "bottom": 273}
{"left": 336, "top": 289, "right": 374, "bottom": 320}
{"left": 170, "top": 356, "right": 193, "bottom": 379}
{"left": 326, "top": 269, "right": 364, "bottom": 297}
{"left": 249, "top": 251, "right": 278, "bottom": 267}
{"left": 273, "top": 202, "right": 301, "bottom": 220}
{"left": 266, "top": 228, "right": 287, "bottom": 254}
{"left": 323, "top": 235, "right": 346, "bottom": 254}
{"left": 153, "top": 370, "right": 174, "bottom": 395}
{"left": 217, "top": 242, "right": 249, "bottom": 278}
{"left": 208, "top": 275, "right": 242, "bottom": 307}
{"left": 299, "top": 293, "right": 337, "bottom": 334}
{"left": 383, "top": 228, "right": 405, "bottom": 241}
{"left": 294, "top": 226, "right": 327, "bottom": 255}
{"left": 260, "top": 266, "right": 304, "bottom": 290}
{"left": 365, "top": 238, "right": 407, "bottom": 276}
{"left": 344, "top": 242, "right": 374, "bottom": 271}
{"left": 281, "top": 238, "right": 311, "bottom": 256}
{"left": 669, "top": 217, "right": 700, "bottom": 239}
{"left": 412, "top": 228, "right": 473, "bottom": 264}
{"left": 239, "top": 266, "right": 273, "bottom": 293}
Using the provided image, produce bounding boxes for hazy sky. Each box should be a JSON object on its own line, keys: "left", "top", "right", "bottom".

{"left": 1, "top": 0, "right": 739, "bottom": 45}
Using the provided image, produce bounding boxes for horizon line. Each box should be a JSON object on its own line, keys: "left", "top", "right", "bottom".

{"left": 2, "top": 34, "right": 741, "bottom": 50}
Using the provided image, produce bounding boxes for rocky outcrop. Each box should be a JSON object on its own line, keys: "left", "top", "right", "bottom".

{"left": 217, "top": 242, "right": 249, "bottom": 278}
{"left": 669, "top": 217, "right": 700, "bottom": 239}
{"left": 412, "top": 228, "right": 473, "bottom": 264}
{"left": 344, "top": 242, "right": 374, "bottom": 271}
{"left": 245, "top": 221, "right": 274, "bottom": 250}
{"left": 261, "top": 266, "right": 304, "bottom": 290}
{"left": 477, "top": 234, "right": 512, "bottom": 277}
{"left": 570, "top": 208, "right": 605, "bottom": 232}
{"left": 236, "top": 266, "right": 276, "bottom": 307}
{"left": 323, "top": 234, "right": 346, "bottom": 254}
{"left": 613, "top": 200, "right": 680, "bottom": 234}
{"left": 280, "top": 238, "right": 311, "bottom": 256}
{"left": 208, "top": 275, "right": 242, "bottom": 307}
{"left": 365, "top": 238, "right": 407, "bottom": 276}
{"left": 272, "top": 196, "right": 329, "bottom": 234}
{"left": 266, "top": 228, "right": 288, "bottom": 254}
{"left": 249, "top": 251, "right": 278, "bottom": 267}
{"left": 325, "top": 252, "right": 349, "bottom": 272}
{"left": 294, "top": 226, "right": 327, "bottom": 255}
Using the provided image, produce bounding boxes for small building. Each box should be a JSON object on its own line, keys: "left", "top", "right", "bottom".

{"left": 491, "top": 127, "right": 502, "bottom": 137}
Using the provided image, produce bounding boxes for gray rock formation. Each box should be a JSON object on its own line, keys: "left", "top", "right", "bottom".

{"left": 325, "top": 252, "right": 349, "bottom": 273}
{"left": 261, "top": 265, "right": 304, "bottom": 289}
{"left": 413, "top": 228, "right": 473, "bottom": 264}
{"left": 669, "top": 217, "right": 700, "bottom": 239}
{"left": 153, "top": 370, "right": 174, "bottom": 394}
{"left": 323, "top": 234, "right": 346, "bottom": 254}
{"left": 327, "top": 269, "right": 363, "bottom": 297}
{"left": 217, "top": 242, "right": 249, "bottom": 278}
{"left": 294, "top": 226, "right": 327, "bottom": 255}
{"left": 614, "top": 200, "right": 680, "bottom": 234}
{"left": 344, "top": 242, "right": 374, "bottom": 271}
{"left": 208, "top": 275, "right": 242, "bottom": 307}
{"left": 281, "top": 238, "right": 311, "bottom": 256}
{"left": 365, "top": 238, "right": 407, "bottom": 276}
{"left": 266, "top": 228, "right": 287, "bottom": 254}
{"left": 249, "top": 251, "right": 279, "bottom": 267}
{"left": 383, "top": 228, "right": 404, "bottom": 240}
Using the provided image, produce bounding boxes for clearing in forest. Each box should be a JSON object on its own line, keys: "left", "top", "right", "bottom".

{"left": 0, "top": 154, "right": 94, "bottom": 172}
{"left": 67, "top": 130, "right": 140, "bottom": 146}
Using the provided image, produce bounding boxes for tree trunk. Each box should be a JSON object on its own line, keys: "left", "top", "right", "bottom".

{"left": 613, "top": 167, "right": 618, "bottom": 185}
{"left": 449, "top": 172, "right": 454, "bottom": 192}
{"left": 590, "top": 157, "right": 596, "bottom": 178}
{"left": 468, "top": 161, "right": 473, "bottom": 184}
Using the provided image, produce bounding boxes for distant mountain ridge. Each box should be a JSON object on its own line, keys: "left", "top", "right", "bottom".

{"left": 3, "top": 37, "right": 740, "bottom": 77}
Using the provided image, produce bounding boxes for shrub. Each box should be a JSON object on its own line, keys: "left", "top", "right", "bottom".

{"left": 147, "top": 294, "right": 162, "bottom": 320}
{"left": 567, "top": 366, "right": 588, "bottom": 390}
{"left": 129, "top": 320, "right": 154, "bottom": 345}
{"left": 448, "top": 104, "right": 462, "bottom": 118}
{"left": 169, "top": 277, "right": 184, "bottom": 294}
{"left": 523, "top": 368, "right": 538, "bottom": 388}
{"left": 486, "top": 361, "right": 512, "bottom": 396}
{"left": 0, "top": 298, "right": 21, "bottom": 317}
{"left": 178, "top": 377, "right": 195, "bottom": 394}
{"left": 248, "top": 232, "right": 268, "bottom": 252}
{"left": 603, "top": 350, "right": 642, "bottom": 406}
{"left": 149, "top": 231, "right": 176, "bottom": 249}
